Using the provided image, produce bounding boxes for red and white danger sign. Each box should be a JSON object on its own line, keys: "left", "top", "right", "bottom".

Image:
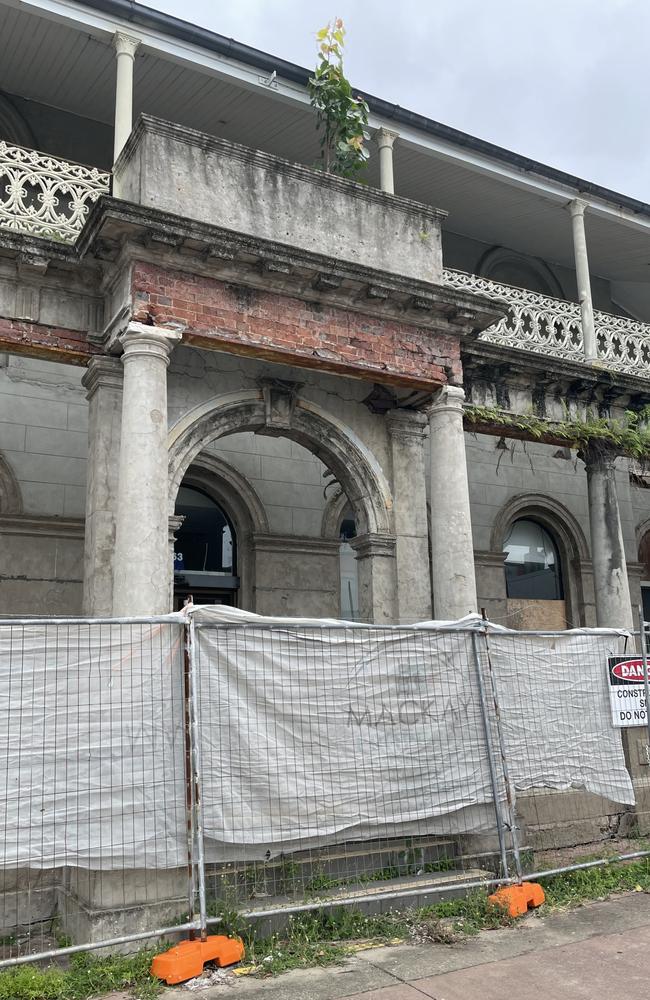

{"left": 608, "top": 656, "right": 649, "bottom": 727}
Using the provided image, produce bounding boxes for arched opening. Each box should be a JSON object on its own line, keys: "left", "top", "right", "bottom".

{"left": 173, "top": 483, "right": 239, "bottom": 608}
{"left": 478, "top": 247, "right": 564, "bottom": 299}
{"left": 503, "top": 517, "right": 567, "bottom": 628}
{"left": 168, "top": 390, "right": 395, "bottom": 621}
{"left": 490, "top": 494, "right": 589, "bottom": 629}
{"left": 504, "top": 519, "right": 564, "bottom": 600}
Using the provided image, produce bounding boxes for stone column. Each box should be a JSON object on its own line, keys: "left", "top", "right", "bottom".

{"left": 81, "top": 356, "right": 123, "bottom": 617}
{"left": 112, "top": 322, "right": 181, "bottom": 617}
{"left": 386, "top": 409, "right": 431, "bottom": 622}
{"left": 113, "top": 31, "right": 140, "bottom": 163}
{"left": 567, "top": 199, "right": 597, "bottom": 362}
{"left": 349, "top": 534, "right": 397, "bottom": 624}
{"left": 583, "top": 446, "right": 633, "bottom": 628}
{"left": 427, "top": 385, "right": 477, "bottom": 620}
{"left": 376, "top": 128, "right": 398, "bottom": 194}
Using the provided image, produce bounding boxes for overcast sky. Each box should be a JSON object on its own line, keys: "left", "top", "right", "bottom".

{"left": 146, "top": 0, "right": 649, "bottom": 202}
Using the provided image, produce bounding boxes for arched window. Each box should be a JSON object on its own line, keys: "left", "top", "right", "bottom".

{"left": 503, "top": 518, "right": 564, "bottom": 601}
{"left": 174, "top": 484, "right": 238, "bottom": 606}
{"left": 479, "top": 248, "right": 564, "bottom": 299}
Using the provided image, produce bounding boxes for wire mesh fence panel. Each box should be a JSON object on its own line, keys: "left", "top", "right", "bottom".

{"left": 0, "top": 619, "right": 191, "bottom": 967}
{"left": 192, "top": 617, "right": 510, "bottom": 917}
{"left": 477, "top": 627, "right": 645, "bottom": 879}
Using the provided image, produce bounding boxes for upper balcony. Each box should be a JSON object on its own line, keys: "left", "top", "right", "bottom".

{"left": 1, "top": 127, "right": 650, "bottom": 383}
{"left": 444, "top": 268, "right": 650, "bottom": 379}
{"left": 0, "top": 139, "right": 110, "bottom": 242}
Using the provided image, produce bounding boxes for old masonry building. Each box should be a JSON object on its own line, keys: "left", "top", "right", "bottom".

{"left": 1, "top": 0, "right": 650, "bottom": 641}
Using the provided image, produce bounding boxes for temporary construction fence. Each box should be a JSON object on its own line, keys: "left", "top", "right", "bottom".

{"left": 1, "top": 607, "right": 649, "bottom": 969}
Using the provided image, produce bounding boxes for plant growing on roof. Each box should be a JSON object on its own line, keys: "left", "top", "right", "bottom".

{"left": 308, "top": 18, "right": 370, "bottom": 177}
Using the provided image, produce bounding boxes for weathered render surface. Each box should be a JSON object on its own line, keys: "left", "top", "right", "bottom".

{"left": 114, "top": 116, "right": 446, "bottom": 285}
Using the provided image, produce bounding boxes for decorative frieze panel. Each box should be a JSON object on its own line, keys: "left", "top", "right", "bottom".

{"left": 0, "top": 141, "right": 110, "bottom": 242}
{"left": 444, "top": 268, "right": 650, "bottom": 379}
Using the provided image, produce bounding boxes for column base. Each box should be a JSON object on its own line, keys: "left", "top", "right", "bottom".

{"left": 57, "top": 868, "right": 189, "bottom": 946}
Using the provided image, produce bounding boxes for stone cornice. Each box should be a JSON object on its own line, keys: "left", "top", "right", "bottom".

{"left": 0, "top": 515, "right": 84, "bottom": 539}
{"left": 462, "top": 340, "right": 650, "bottom": 401}
{"left": 81, "top": 199, "right": 503, "bottom": 346}
{"left": 252, "top": 533, "right": 341, "bottom": 557}
{"left": 349, "top": 533, "right": 397, "bottom": 558}
{"left": 81, "top": 355, "right": 123, "bottom": 398}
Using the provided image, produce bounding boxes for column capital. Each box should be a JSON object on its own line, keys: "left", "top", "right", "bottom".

{"left": 168, "top": 513, "right": 185, "bottom": 539}
{"left": 119, "top": 321, "right": 182, "bottom": 365}
{"left": 579, "top": 441, "right": 619, "bottom": 472}
{"left": 567, "top": 197, "right": 588, "bottom": 218}
{"left": 349, "top": 532, "right": 396, "bottom": 560}
{"left": 113, "top": 31, "right": 140, "bottom": 59}
{"left": 426, "top": 384, "right": 466, "bottom": 416}
{"left": 375, "top": 127, "right": 399, "bottom": 150}
{"left": 386, "top": 408, "right": 428, "bottom": 444}
{"left": 81, "top": 355, "right": 123, "bottom": 400}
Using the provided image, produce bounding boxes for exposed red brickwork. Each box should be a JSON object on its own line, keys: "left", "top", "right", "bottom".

{"left": 0, "top": 317, "right": 96, "bottom": 365}
{"left": 132, "top": 263, "right": 461, "bottom": 389}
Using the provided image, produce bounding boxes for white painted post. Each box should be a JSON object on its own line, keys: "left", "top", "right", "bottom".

{"left": 113, "top": 31, "right": 140, "bottom": 163}
{"left": 112, "top": 322, "right": 181, "bottom": 616}
{"left": 376, "top": 128, "right": 398, "bottom": 194}
{"left": 584, "top": 448, "right": 634, "bottom": 628}
{"left": 568, "top": 198, "right": 597, "bottom": 362}
{"left": 427, "top": 385, "right": 478, "bottom": 619}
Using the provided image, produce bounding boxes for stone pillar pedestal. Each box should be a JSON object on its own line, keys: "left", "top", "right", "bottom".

{"left": 112, "top": 322, "right": 181, "bottom": 617}
{"left": 427, "top": 385, "right": 477, "bottom": 620}
{"left": 386, "top": 409, "right": 431, "bottom": 622}
{"left": 583, "top": 447, "right": 633, "bottom": 629}
{"left": 81, "top": 356, "right": 123, "bottom": 617}
{"left": 349, "top": 533, "right": 397, "bottom": 624}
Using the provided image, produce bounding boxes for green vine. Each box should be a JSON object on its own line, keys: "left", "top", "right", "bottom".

{"left": 464, "top": 403, "right": 650, "bottom": 462}
{"left": 308, "top": 19, "right": 370, "bottom": 177}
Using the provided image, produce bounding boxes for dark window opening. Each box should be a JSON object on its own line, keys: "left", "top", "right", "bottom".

{"left": 504, "top": 518, "right": 564, "bottom": 600}
{"left": 174, "top": 485, "right": 236, "bottom": 574}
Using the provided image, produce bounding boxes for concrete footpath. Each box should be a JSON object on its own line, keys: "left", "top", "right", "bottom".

{"left": 163, "top": 892, "right": 650, "bottom": 999}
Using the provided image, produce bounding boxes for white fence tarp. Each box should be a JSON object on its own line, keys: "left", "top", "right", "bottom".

{"left": 0, "top": 609, "right": 637, "bottom": 869}
{"left": 0, "top": 621, "right": 187, "bottom": 869}
{"left": 193, "top": 608, "right": 635, "bottom": 860}
{"left": 488, "top": 631, "right": 635, "bottom": 806}
{"left": 194, "top": 618, "right": 502, "bottom": 860}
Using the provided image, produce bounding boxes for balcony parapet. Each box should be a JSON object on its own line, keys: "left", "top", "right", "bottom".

{"left": 444, "top": 268, "right": 650, "bottom": 379}
{"left": 0, "top": 141, "right": 110, "bottom": 243}
{"left": 114, "top": 115, "right": 446, "bottom": 285}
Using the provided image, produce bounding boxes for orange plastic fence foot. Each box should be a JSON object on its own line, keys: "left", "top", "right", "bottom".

{"left": 488, "top": 881, "right": 545, "bottom": 918}
{"left": 150, "top": 935, "right": 245, "bottom": 985}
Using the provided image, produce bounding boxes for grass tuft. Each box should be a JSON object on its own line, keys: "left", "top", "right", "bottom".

{"left": 0, "top": 948, "right": 162, "bottom": 1000}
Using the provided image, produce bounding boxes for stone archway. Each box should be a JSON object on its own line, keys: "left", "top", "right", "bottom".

{"left": 168, "top": 386, "right": 396, "bottom": 621}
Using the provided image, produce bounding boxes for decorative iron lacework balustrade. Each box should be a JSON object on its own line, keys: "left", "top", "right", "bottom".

{"left": 0, "top": 141, "right": 110, "bottom": 242}
{"left": 444, "top": 268, "right": 650, "bottom": 379}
